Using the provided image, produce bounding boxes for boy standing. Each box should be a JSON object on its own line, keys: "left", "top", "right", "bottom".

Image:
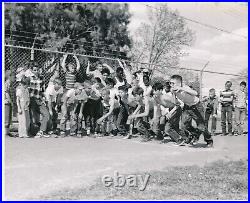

{"left": 220, "top": 81, "right": 234, "bottom": 136}
{"left": 234, "top": 81, "right": 247, "bottom": 135}
{"left": 27, "top": 63, "right": 50, "bottom": 138}
{"left": 170, "top": 75, "right": 213, "bottom": 147}
{"left": 5, "top": 72, "right": 12, "bottom": 137}
{"left": 202, "top": 88, "right": 218, "bottom": 136}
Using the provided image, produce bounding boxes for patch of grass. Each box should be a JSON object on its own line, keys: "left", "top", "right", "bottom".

{"left": 39, "top": 160, "right": 248, "bottom": 200}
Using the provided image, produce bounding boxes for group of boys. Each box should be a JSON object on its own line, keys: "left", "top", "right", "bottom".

{"left": 5, "top": 56, "right": 248, "bottom": 148}
{"left": 202, "top": 81, "right": 247, "bottom": 137}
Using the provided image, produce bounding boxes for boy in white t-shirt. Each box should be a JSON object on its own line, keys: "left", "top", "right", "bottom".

{"left": 45, "top": 78, "right": 63, "bottom": 136}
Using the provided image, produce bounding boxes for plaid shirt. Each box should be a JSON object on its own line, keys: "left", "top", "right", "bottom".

{"left": 29, "top": 77, "right": 45, "bottom": 101}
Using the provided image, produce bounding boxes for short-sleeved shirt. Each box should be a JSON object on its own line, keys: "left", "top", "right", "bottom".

{"left": 29, "top": 77, "right": 44, "bottom": 101}
{"left": 114, "top": 77, "right": 126, "bottom": 89}
{"left": 220, "top": 89, "right": 234, "bottom": 107}
{"left": 45, "top": 84, "right": 64, "bottom": 103}
{"left": 174, "top": 85, "right": 199, "bottom": 107}
{"left": 234, "top": 90, "right": 247, "bottom": 108}
{"left": 16, "top": 86, "right": 30, "bottom": 108}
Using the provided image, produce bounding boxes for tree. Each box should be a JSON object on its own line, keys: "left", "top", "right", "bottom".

{"left": 231, "top": 67, "right": 248, "bottom": 91}
{"left": 5, "top": 3, "right": 131, "bottom": 59}
{"left": 130, "top": 4, "right": 195, "bottom": 72}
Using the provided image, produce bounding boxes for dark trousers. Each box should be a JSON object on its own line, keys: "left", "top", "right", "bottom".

{"left": 164, "top": 106, "right": 183, "bottom": 143}
{"left": 116, "top": 102, "right": 129, "bottom": 135}
{"left": 204, "top": 110, "right": 217, "bottom": 134}
{"left": 5, "top": 104, "right": 12, "bottom": 135}
{"left": 182, "top": 102, "right": 213, "bottom": 144}
{"left": 29, "top": 98, "right": 50, "bottom": 133}
{"left": 48, "top": 103, "right": 59, "bottom": 132}
{"left": 83, "top": 98, "right": 103, "bottom": 133}
{"left": 221, "top": 106, "right": 233, "bottom": 134}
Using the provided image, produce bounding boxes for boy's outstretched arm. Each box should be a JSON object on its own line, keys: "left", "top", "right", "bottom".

{"left": 180, "top": 85, "right": 198, "bottom": 96}
{"left": 61, "top": 54, "right": 68, "bottom": 72}
{"left": 73, "top": 55, "right": 80, "bottom": 71}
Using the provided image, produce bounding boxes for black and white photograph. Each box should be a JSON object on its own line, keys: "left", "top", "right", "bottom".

{"left": 2, "top": 2, "right": 248, "bottom": 200}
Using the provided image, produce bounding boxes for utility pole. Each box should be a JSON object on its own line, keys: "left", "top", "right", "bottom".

{"left": 200, "top": 61, "right": 210, "bottom": 100}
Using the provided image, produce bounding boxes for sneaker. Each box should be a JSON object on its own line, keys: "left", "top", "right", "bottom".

{"left": 60, "top": 131, "right": 66, "bottom": 138}
{"left": 228, "top": 133, "right": 233, "bottom": 136}
{"left": 141, "top": 136, "right": 151, "bottom": 142}
{"left": 189, "top": 137, "right": 198, "bottom": 145}
{"left": 48, "top": 131, "right": 54, "bottom": 136}
{"left": 207, "top": 142, "right": 213, "bottom": 148}
{"left": 70, "top": 132, "right": 76, "bottom": 137}
{"left": 123, "top": 134, "right": 132, "bottom": 139}
{"left": 43, "top": 134, "right": 50, "bottom": 138}
{"left": 34, "top": 131, "right": 43, "bottom": 138}
{"left": 176, "top": 139, "right": 186, "bottom": 146}
{"left": 160, "top": 138, "right": 169, "bottom": 144}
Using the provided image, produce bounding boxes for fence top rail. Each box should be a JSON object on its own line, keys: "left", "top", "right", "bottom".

{"left": 4, "top": 44, "right": 244, "bottom": 77}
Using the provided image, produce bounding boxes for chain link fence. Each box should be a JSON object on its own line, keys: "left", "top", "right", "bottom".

{"left": 4, "top": 45, "right": 201, "bottom": 116}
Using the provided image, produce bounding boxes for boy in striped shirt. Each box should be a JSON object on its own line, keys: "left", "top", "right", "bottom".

{"left": 61, "top": 54, "right": 80, "bottom": 90}
{"left": 219, "top": 81, "right": 234, "bottom": 136}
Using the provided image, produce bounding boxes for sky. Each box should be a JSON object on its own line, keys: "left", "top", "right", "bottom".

{"left": 128, "top": 2, "right": 248, "bottom": 95}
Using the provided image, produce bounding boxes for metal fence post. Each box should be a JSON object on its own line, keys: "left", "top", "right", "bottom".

{"left": 200, "top": 61, "right": 209, "bottom": 100}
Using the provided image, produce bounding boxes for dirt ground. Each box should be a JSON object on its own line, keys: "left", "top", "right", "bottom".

{"left": 4, "top": 134, "right": 248, "bottom": 200}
